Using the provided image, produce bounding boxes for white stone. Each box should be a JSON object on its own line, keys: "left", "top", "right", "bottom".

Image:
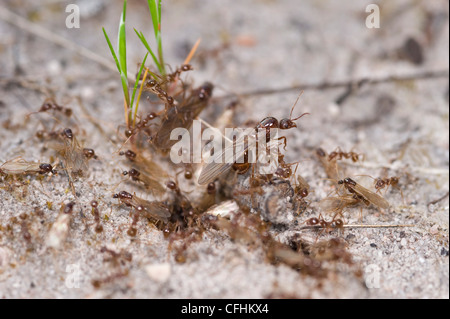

{"left": 145, "top": 263, "right": 171, "bottom": 283}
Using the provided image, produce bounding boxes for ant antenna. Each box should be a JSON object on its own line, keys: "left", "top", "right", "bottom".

{"left": 289, "top": 90, "right": 306, "bottom": 120}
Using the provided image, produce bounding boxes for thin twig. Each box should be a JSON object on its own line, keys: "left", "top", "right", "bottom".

{"left": 298, "top": 224, "right": 415, "bottom": 231}
{"left": 427, "top": 191, "right": 449, "bottom": 207}
{"left": 227, "top": 70, "right": 449, "bottom": 97}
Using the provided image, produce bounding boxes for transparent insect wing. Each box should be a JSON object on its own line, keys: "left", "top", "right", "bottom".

{"left": 132, "top": 197, "right": 171, "bottom": 223}
{"left": 0, "top": 158, "right": 40, "bottom": 174}
{"left": 63, "top": 135, "right": 89, "bottom": 174}
{"left": 198, "top": 129, "right": 258, "bottom": 185}
{"left": 154, "top": 84, "right": 212, "bottom": 150}
{"left": 139, "top": 157, "right": 167, "bottom": 179}
{"left": 138, "top": 173, "right": 166, "bottom": 196}
{"left": 351, "top": 183, "right": 390, "bottom": 209}
{"left": 319, "top": 195, "right": 358, "bottom": 212}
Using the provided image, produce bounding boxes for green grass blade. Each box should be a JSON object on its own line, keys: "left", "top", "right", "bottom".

{"left": 102, "top": 28, "right": 121, "bottom": 72}
{"left": 104, "top": 26, "right": 129, "bottom": 112}
{"left": 134, "top": 29, "right": 163, "bottom": 73}
{"left": 130, "top": 52, "right": 149, "bottom": 109}
{"left": 147, "top": 0, "right": 159, "bottom": 41}
{"left": 147, "top": 0, "right": 165, "bottom": 75}
{"left": 118, "top": 0, "right": 129, "bottom": 107}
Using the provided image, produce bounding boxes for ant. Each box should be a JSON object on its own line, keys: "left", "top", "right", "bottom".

{"left": 0, "top": 158, "right": 57, "bottom": 177}
{"left": 152, "top": 82, "right": 214, "bottom": 151}
{"left": 304, "top": 214, "right": 344, "bottom": 236}
{"left": 328, "top": 147, "right": 364, "bottom": 162}
{"left": 319, "top": 193, "right": 360, "bottom": 218}
{"left": 122, "top": 168, "right": 165, "bottom": 196}
{"left": 374, "top": 176, "right": 400, "bottom": 193}
{"left": 90, "top": 200, "right": 103, "bottom": 233}
{"left": 124, "top": 112, "right": 159, "bottom": 138}
{"left": 83, "top": 148, "right": 98, "bottom": 160}
{"left": 338, "top": 177, "right": 389, "bottom": 210}
{"left": 113, "top": 191, "right": 171, "bottom": 224}
{"left": 198, "top": 92, "right": 309, "bottom": 185}
{"left": 29, "top": 98, "right": 73, "bottom": 117}
{"left": 100, "top": 246, "right": 132, "bottom": 267}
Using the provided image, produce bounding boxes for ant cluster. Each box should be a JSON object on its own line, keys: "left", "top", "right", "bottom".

{"left": 0, "top": 58, "right": 407, "bottom": 288}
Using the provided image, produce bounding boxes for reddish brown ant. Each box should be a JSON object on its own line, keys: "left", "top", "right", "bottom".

{"left": 152, "top": 82, "right": 214, "bottom": 151}
{"left": 165, "top": 180, "right": 198, "bottom": 228}
{"left": 124, "top": 112, "right": 159, "bottom": 138}
{"left": 122, "top": 168, "right": 165, "bottom": 196}
{"left": 319, "top": 193, "right": 360, "bottom": 218}
{"left": 198, "top": 94, "right": 309, "bottom": 185}
{"left": 28, "top": 98, "right": 73, "bottom": 118}
{"left": 0, "top": 157, "right": 57, "bottom": 176}
{"left": 328, "top": 147, "right": 364, "bottom": 162}
{"left": 163, "top": 64, "right": 194, "bottom": 85}
{"left": 91, "top": 270, "right": 129, "bottom": 289}
{"left": 113, "top": 191, "right": 171, "bottom": 224}
{"left": 100, "top": 246, "right": 132, "bottom": 267}
{"left": 118, "top": 148, "right": 167, "bottom": 179}
{"left": 90, "top": 200, "right": 103, "bottom": 233}
{"left": 374, "top": 176, "right": 400, "bottom": 193}
{"left": 83, "top": 148, "right": 98, "bottom": 160}
{"left": 337, "top": 177, "right": 389, "bottom": 210}
{"left": 304, "top": 214, "right": 345, "bottom": 235}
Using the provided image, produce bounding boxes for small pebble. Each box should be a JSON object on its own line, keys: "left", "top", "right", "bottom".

{"left": 145, "top": 263, "right": 171, "bottom": 283}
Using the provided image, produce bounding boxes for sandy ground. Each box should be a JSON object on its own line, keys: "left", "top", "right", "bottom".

{"left": 0, "top": 0, "right": 448, "bottom": 298}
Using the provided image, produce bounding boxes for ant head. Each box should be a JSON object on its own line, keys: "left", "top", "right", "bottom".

{"left": 166, "top": 180, "right": 178, "bottom": 191}
{"left": 125, "top": 129, "right": 134, "bottom": 138}
{"left": 207, "top": 182, "right": 216, "bottom": 194}
{"left": 128, "top": 168, "right": 140, "bottom": 178}
{"left": 39, "top": 163, "right": 53, "bottom": 174}
{"left": 279, "top": 112, "right": 309, "bottom": 130}
{"left": 198, "top": 82, "right": 214, "bottom": 100}
{"left": 113, "top": 193, "right": 119, "bottom": 199}
{"left": 184, "top": 169, "right": 193, "bottom": 180}
{"left": 181, "top": 64, "right": 193, "bottom": 72}
{"left": 279, "top": 90, "right": 309, "bottom": 130}
{"left": 333, "top": 219, "right": 344, "bottom": 228}
{"left": 63, "top": 128, "right": 73, "bottom": 139}
{"left": 344, "top": 177, "right": 356, "bottom": 186}
{"left": 83, "top": 148, "right": 96, "bottom": 159}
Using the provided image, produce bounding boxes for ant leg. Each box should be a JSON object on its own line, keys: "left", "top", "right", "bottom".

{"left": 277, "top": 136, "right": 288, "bottom": 150}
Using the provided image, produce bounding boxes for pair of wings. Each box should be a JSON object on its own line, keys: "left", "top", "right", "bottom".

{"left": 0, "top": 157, "right": 42, "bottom": 174}
{"left": 198, "top": 130, "right": 282, "bottom": 185}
